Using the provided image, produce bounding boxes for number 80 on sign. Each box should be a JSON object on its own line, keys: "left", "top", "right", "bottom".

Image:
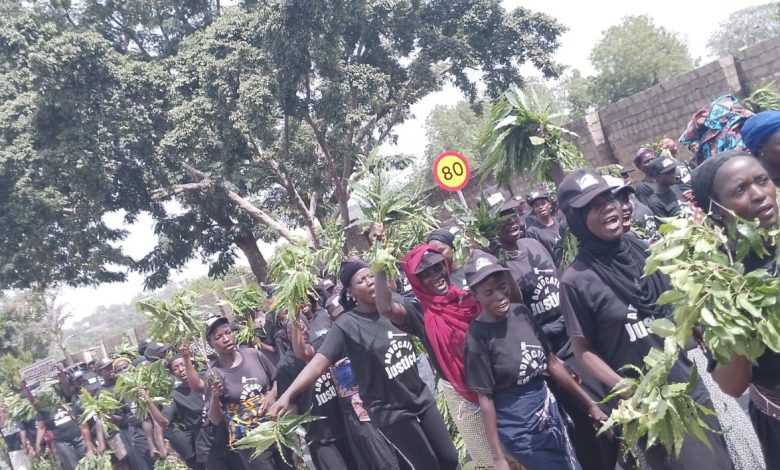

{"left": 432, "top": 151, "right": 471, "bottom": 192}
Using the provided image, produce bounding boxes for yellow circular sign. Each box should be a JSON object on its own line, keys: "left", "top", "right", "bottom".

{"left": 432, "top": 152, "right": 470, "bottom": 192}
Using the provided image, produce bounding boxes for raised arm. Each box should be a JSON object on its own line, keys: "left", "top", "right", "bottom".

{"left": 180, "top": 346, "right": 205, "bottom": 393}
{"left": 141, "top": 389, "right": 170, "bottom": 428}
{"left": 374, "top": 270, "right": 408, "bottom": 326}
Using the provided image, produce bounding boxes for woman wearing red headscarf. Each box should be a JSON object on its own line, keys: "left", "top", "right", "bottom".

{"left": 375, "top": 243, "right": 519, "bottom": 468}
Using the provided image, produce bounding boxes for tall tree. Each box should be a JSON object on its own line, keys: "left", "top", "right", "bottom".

{"left": 557, "top": 68, "right": 596, "bottom": 118}
{"left": 0, "top": 1, "right": 565, "bottom": 289}
{"left": 707, "top": 3, "right": 780, "bottom": 57}
{"left": 588, "top": 15, "right": 693, "bottom": 107}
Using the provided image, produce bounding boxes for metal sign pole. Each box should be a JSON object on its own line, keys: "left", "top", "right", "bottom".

{"left": 457, "top": 190, "right": 469, "bottom": 212}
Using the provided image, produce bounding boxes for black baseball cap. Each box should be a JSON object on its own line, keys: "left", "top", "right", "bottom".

{"left": 464, "top": 252, "right": 509, "bottom": 289}
{"left": 205, "top": 316, "right": 230, "bottom": 338}
{"left": 144, "top": 342, "right": 173, "bottom": 361}
{"left": 82, "top": 372, "right": 103, "bottom": 392}
{"left": 526, "top": 190, "right": 550, "bottom": 204}
{"left": 647, "top": 157, "right": 677, "bottom": 177}
{"left": 95, "top": 358, "right": 113, "bottom": 372}
{"left": 557, "top": 168, "right": 613, "bottom": 211}
{"left": 603, "top": 175, "right": 635, "bottom": 195}
{"left": 498, "top": 197, "right": 521, "bottom": 216}
{"left": 414, "top": 251, "right": 446, "bottom": 274}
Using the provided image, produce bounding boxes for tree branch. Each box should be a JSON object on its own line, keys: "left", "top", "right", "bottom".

{"left": 157, "top": 162, "right": 297, "bottom": 243}
{"left": 151, "top": 181, "right": 213, "bottom": 200}
{"left": 247, "top": 136, "right": 320, "bottom": 246}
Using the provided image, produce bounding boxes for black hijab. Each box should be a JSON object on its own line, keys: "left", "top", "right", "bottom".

{"left": 565, "top": 205, "right": 671, "bottom": 319}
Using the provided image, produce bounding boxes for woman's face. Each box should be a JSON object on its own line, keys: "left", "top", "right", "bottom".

{"left": 497, "top": 215, "right": 524, "bottom": 243}
{"left": 616, "top": 189, "right": 633, "bottom": 233}
{"left": 758, "top": 131, "right": 780, "bottom": 170}
{"left": 713, "top": 156, "right": 778, "bottom": 229}
{"left": 209, "top": 324, "right": 235, "bottom": 355}
{"left": 170, "top": 358, "right": 188, "bottom": 382}
{"left": 348, "top": 268, "right": 376, "bottom": 307}
{"left": 531, "top": 198, "right": 551, "bottom": 218}
{"left": 585, "top": 192, "right": 623, "bottom": 241}
{"left": 472, "top": 273, "right": 511, "bottom": 319}
{"left": 428, "top": 240, "right": 454, "bottom": 266}
{"left": 418, "top": 261, "right": 449, "bottom": 296}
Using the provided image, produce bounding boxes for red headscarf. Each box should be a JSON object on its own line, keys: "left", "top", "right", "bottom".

{"left": 402, "top": 244, "right": 480, "bottom": 403}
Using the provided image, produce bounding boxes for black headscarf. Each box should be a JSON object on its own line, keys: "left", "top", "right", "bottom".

{"left": 339, "top": 259, "right": 369, "bottom": 310}
{"left": 427, "top": 228, "right": 455, "bottom": 248}
{"left": 565, "top": 206, "right": 671, "bottom": 319}
{"left": 691, "top": 150, "right": 748, "bottom": 213}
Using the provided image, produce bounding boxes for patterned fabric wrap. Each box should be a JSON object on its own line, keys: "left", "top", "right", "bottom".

{"left": 225, "top": 393, "right": 267, "bottom": 447}
{"left": 679, "top": 94, "right": 753, "bottom": 162}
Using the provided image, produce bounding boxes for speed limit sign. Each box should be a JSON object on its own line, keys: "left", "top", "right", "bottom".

{"left": 432, "top": 151, "right": 471, "bottom": 192}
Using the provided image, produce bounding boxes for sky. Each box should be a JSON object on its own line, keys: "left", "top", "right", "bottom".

{"left": 58, "top": 0, "right": 770, "bottom": 325}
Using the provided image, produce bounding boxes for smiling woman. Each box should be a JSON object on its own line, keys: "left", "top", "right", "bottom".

{"left": 463, "top": 251, "right": 605, "bottom": 470}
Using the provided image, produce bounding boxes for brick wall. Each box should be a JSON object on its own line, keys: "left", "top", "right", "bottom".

{"left": 572, "top": 36, "right": 780, "bottom": 180}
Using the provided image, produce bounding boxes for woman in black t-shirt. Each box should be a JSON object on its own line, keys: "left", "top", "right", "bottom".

{"left": 557, "top": 168, "right": 734, "bottom": 470}
{"left": 205, "top": 316, "right": 289, "bottom": 470}
{"left": 462, "top": 252, "right": 605, "bottom": 470}
{"left": 269, "top": 259, "right": 459, "bottom": 470}
{"left": 691, "top": 152, "right": 780, "bottom": 467}
{"left": 144, "top": 354, "right": 206, "bottom": 470}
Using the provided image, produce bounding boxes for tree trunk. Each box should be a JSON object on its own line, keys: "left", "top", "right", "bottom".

{"left": 234, "top": 233, "right": 268, "bottom": 283}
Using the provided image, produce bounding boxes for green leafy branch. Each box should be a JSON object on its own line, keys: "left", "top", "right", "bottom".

{"left": 114, "top": 362, "right": 173, "bottom": 420}
{"left": 477, "top": 84, "right": 588, "bottom": 186}
{"left": 602, "top": 214, "right": 780, "bottom": 457}
{"left": 76, "top": 453, "right": 113, "bottom": 470}
{"left": 646, "top": 216, "right": 780, "bottom": 363}
{"left": 232, "top": 412, "right": 323, "bottom": 464}
{"left": 137, "top": 291, "right": 206, "bottom": 349}
{"left": 78, "top": 389, "right": 121, "bottom": 434}
{"left": 599, "top": 337, "right": 715, "bottom": 458}
{"left": 268, "top": 240, "right": 319, "bottom": 322}
{"left": 743, "top": 82, "right": 780, "bottom": 113}
{"left": 350, "top": 153, "right": 437, "bottom": 277}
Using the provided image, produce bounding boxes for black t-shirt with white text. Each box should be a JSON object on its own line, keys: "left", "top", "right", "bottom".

{"left": 209, "top": 347, "right": 276, "bottom": 446}
{"left": 560, "top": 259, "right": 708, "bottom": 403}
{"left": 464, "top": 304, "right": 550, "bottom": 394}
{"left": 631, "top": 197, "right": 657, "bottom": 236}
{"left": 504, "top": 238, "right": 571, "bottom": 358}
{"left": 317, "top": 308, "right": 434, "bottom": 426}
{"left": 275, "top": 350, "right": 345, "bottom": 444}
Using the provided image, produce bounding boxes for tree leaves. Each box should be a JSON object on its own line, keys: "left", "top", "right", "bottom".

{"left": 136, "top": 292, "right": 206, "bottom": 349}
{"left": 267, "top": 240, "right": 318, "bottom": 322}
{"left": 114, "top": 361, "right": 173, "bottom": 420}
{"left": 75, "top": 452, "right": 112, "bottom": 470}
{"left": 600, "top": 338, "right": 714, "bottom": 458}
{"left": 477, "top": 84, "right": 587, "bottom": 187}
{"left": 232, "top": 412, "right": 323, "bottom": 464}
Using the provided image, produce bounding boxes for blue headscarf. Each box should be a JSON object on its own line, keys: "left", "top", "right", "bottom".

{"left": 741, "top": 111, "right": 780, "bottom": 155}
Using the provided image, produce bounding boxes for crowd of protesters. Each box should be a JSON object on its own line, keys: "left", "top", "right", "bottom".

{"left": 5, "top": 100, "right": 780, "bottom": 470}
